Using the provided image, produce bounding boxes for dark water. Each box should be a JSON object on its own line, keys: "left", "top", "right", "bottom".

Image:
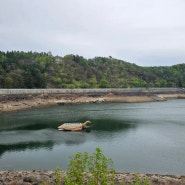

{"left": 0, "top": 99, "right": 185, "bottom": 174}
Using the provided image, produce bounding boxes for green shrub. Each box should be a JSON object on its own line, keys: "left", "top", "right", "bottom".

{"left": 87, "top": 148, "right": 115, "bottom": 185}
{"left": 55, "top": 148, "right": 150, "bottom": 185}
{"left": 64, "top": 147, "right": 115, "bottom": 185}
{"left": 64, "top": 152, "right": 88, "bottom": 185}
{"left": 130, "top": 174, "right": 150, "bottom": 185}
{"left": 54, "top": 167, "right": 62, "bottom": 185}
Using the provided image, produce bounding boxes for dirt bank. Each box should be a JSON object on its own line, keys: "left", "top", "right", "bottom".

{"left": 0, "top": 94, "right": 166, "bottom": 113}
{"left": 0, "top": 88, "right": 185, "bottom": 113}
{"left": 1, "top": 93, "right": 185, "bottom": 113}
{"left": 0, "top": 170, "right": 185, "bottom": 185}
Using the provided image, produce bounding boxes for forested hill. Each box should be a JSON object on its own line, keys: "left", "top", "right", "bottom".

{"left": 0, "top": 51, "right": 185, "bottom": 88}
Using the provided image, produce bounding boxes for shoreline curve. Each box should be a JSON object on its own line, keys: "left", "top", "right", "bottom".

{"left": 0, "top": 88, "right": 185, "bottom": 113}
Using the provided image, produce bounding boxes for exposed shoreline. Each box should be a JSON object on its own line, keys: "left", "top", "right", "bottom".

{"left": 0, "top": 170, "right": 185, "bottom": 185}
{"left": 0, "top": 92, "right": 185, "bottom": 113}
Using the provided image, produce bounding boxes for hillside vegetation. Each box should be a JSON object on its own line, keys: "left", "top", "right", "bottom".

{"left": 0, "top": 51, "right": 185, "bottom": 88}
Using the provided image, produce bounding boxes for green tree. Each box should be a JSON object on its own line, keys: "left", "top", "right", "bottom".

{"left": 99, "top": 77, "right": 110, "bottom": 88}
{"left": 5, "top": 76, "right": 13, "bottom": 88}
{"left": 89, "top": 76, "right": 98, "bottom": 88}
{"left": 1, "top": 50, "right": 185, "bottom": 88}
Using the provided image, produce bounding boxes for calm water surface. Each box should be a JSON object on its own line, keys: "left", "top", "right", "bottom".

{"left": 0, "top": 99, "right": 185, "bottom": 174}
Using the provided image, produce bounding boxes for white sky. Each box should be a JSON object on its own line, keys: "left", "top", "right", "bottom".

{"left": 0, "top": 0, "right": 185, "bottom": 66}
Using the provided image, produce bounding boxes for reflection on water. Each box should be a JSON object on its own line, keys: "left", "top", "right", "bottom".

{"left": 0, "top": 119, "right": 136, "bottom": 156}
{"left": 92, "top": 119, "right": 136, "bottom": 131}
{"left": 0, "top": 141, "right": 54, "bottom": 156}
{"left": 0, "top": 100, "right": 185, "bottom": 174}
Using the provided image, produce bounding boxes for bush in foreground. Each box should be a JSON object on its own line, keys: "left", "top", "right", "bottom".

{"left": 51, "top": 147, "right": 150, "bottom": 185}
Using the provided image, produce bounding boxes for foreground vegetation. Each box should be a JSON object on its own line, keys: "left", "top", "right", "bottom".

{"left": 0, "top": 51, "right": 185, "bottom": 88}
{"left": 51, "top": 148, "right": 150, "bottom": 185}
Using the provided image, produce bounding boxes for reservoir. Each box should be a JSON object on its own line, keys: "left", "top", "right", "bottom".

{"left": 0, "top": 99, "right": 185, "bottom": 175}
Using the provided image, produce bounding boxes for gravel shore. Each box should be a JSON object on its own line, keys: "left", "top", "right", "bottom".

{"left": 0, "top": 170, "right": 185, "bottom": 185}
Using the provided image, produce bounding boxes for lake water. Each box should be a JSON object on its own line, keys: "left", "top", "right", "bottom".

{"left": 0, "top": 99, "right": 185, "bottom": 175}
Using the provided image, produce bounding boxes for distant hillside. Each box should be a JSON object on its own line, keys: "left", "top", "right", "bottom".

{"left": 0, "top": 51, "right": 185, "bottom": 88}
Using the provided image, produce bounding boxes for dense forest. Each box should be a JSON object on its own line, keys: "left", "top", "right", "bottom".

{"left": 0, "top": 51, "right": 185, "bottom": 88}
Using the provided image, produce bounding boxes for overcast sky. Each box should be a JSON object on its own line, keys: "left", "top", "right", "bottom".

{"left": 1, "top": 0, "right": 185, "bottom": 66}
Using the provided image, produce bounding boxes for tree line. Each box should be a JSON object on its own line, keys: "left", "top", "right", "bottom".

{"left": 0, "top": 51, "right": 185, "bottom": 88}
